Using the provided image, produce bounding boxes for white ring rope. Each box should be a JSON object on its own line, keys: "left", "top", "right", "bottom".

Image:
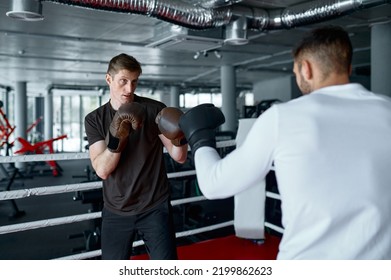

{"left": 0, "top": 196, "right": 208, "bottom": 235}
{"left": 55, "top": 249, "right": 102, "bottom": 260}
{"left": 266, "top": 191, "right": 281, "bottom": 200}
{"left": 0, "top": 169, "right": 197, "bottom": 201}
{"left": 171, "top": 195, "right": 206, "bottom": 206}
{"left": 0, "top": 139, "right": 284, "bottom": 260}
{"left": 0, "top": 212, "right": 102, "bottom": 235}
{"left": 264, "top": 222, "right": 284, "bottom": 234}
{"left": 0, "top": 152, "right": 90, "bottom": 163}
{"left": 0, "top": 181, "right": 102, "bottom": 201}
{"left": 167, "top": 170, "right": 196, "bottom": 179}
{"left": 216, "top": 139, "right": 236, "bottom": 148}
{"left": 0, "top": 140, "right": 236, "bottom": 163}
{"left": 55, "top": 220, "right": 235, "bottom": 260}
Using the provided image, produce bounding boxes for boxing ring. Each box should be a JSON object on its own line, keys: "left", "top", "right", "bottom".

{"left": 0, "top": 136, "right": 284, "bottom": 260}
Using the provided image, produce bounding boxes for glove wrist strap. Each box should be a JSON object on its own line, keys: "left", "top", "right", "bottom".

{"left": 107, "top": 131, "right": 120, "bottom": 152}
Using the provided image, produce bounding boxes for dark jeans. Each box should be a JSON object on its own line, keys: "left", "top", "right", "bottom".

{"left": 101, "top": 199, "right": 178, "bottom": 260}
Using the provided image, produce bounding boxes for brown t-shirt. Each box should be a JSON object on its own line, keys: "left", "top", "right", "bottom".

{"left": 84, "top": 95, "right": 169, "bottom": 215}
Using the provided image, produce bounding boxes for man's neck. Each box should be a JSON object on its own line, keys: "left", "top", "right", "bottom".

{"left": 313, "top": 73, "right": 350, "bottom": 91}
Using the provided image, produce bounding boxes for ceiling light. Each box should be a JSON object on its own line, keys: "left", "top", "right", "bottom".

{"left": 214, "top": 50, "right": 222, "bottom": 59}
{"left": 193, "top": 51, "right": 200, "bottom": 60}
{"left": 6, "top": 0, "right": 44, "bottom": 21}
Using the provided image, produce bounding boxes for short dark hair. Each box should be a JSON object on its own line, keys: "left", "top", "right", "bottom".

{"left": 292, "top": 26, "right": 352, "bottom": 78}
{"left": 106, "top": 53, "right": 142, "bottom": 76}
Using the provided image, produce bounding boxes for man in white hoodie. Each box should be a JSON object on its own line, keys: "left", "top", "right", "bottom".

{"left": 179, "top": 25, "right": 391, "bottom": 259}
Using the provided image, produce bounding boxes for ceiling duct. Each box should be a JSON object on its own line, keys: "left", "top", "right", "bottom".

{"left": 8, "top": 0, "right": 390, "bottom": 35}
{"left": 248, "top": 0, "right": 391, "bottom": 30}
{"left": 6, "top": 0, "right": 44, "bottom": 21}
{"left": 43, "top": 0, "right": 232, "bottom": 30}
{"left": 224, "top": 15, "right": 248, "bottom": 45}
{"left": 145, "top": 22, "right": 224, "bottom": 52}
{"left": 198, "top": 0, "right": 244, "bottom": 9}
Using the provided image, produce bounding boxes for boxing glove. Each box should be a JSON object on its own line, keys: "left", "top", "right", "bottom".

{"left": 106, "top": 102, "right": 145, "bottom": 153}
{"left": 178, "top": 103, "right": 225, "bottom": 154}
{"left": 155, "top": 107, "right": 187, "bottom": 146}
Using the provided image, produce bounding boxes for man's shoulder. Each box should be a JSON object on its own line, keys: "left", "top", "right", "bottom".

{"left": 85, "top": 102, "right": 110, "bottom": 120}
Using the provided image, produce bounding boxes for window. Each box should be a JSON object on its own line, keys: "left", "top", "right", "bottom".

{"left": 180, "top": 92, "right": 222, "bottom": 108}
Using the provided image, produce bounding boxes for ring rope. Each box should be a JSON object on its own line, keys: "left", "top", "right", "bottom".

{"left": 0, "top": 169, "right": 197, "bottom": 201}
{"left": 0, "top": 177, "right": 281, "bottom": 202}
{"left": 0, "top": 152, "right": 90, "bottom": 163}
{"left": 0, "top": 140, "right": 236, "bottom": 163}
{"left": 0, "top": 212, "right": 101, "bottom": 235}
{"left": 167, "top": 170, "right": 196, "bottom": 179}
{"left": 0, "top": 181, "right": 102, "bottom": 201}
{"left": 264, "top": 222, "right": 284, "bottom": 234}
{"left": 0, "top": 139, "right": 284, "bottom": 259}
{"left": 266, "top": 191, "right": 281, "bottom": 200}
{"left": 55, "top": 220, "right": 235, "bottom": 260}
{"left": 55, "top": 249, "right": 102, "bottom": 260}
{"left": 0, "top": 195, "right": 207, "bottom": 235}
{"left": 171, "top": 195, "right": 206, "bottom": 206}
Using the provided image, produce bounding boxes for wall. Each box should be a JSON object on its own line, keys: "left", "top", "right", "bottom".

{"left": 254, "top": 74, "right": 371, "bottom": 104}
{"left": 253, "top": 75, "right": 294, "bottom": 103}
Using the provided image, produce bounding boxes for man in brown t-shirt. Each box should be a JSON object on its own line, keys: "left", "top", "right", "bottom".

{"left": 84, "top": 53, "right": 188, "bottom": 260}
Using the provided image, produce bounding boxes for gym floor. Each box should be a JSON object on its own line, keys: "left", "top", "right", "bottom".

{"left": 0, "top": 157, "right": 235, "bottom": 260}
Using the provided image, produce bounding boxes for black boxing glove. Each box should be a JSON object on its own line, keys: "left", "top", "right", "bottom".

{"left": 106, "top": 102, "right": 145, "bottom": 153}
{"left": 155, "top": 107, "right": 187, "bottom": 146}
{"left": 178, "top": 103, "right": 225, "bottom": 154}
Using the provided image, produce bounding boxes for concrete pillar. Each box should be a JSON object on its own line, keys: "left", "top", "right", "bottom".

{"left": 14, "top": 82, "right": 28, "bottom": 170}
{"left": 34, "top": 96, "right": 44, "bottom": 141}
{"left": 60, "top": 96, "right": 65, "bottom": 151}
{"left": 44, "top": 89, "right": 53, "bottom": 140}
{"left": 4, "top": 86, "right": 11, "bottom": 117}
{"left": 79, "top": 95, "right": 83, "bottom": 152}
{"left": 221, "top": 65, "right": 237, "bottom": 132}
{"left": 371, "top": 22, "right": 391, "bottom": 96}
{"left": 159, "top": 89, "right": 170, "bottom": 106}
{"left": 170, "top": 85, "right": 180, "bottom": 108}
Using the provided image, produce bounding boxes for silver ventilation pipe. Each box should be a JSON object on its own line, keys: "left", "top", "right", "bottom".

{"left": 198, "top": 0, "right": 243, "bottom": 9}
{"left": 6, "top": 0, "right": 44, "bottom": 21}
{"left": 247, "top": 0, "right": 391, "bottom": 30}
{"left": 44, "top": 0, "right": 233, "bottom": 29}
{"left": 7, "top": 0, "right": 390, "bottom": 32}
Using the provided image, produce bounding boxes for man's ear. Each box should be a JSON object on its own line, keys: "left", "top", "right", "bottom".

{"left": 105, "top": 73, "right": 112, "bottom": 86}
{"left": 301, "top": 59, "right": 313, "bottom": 80}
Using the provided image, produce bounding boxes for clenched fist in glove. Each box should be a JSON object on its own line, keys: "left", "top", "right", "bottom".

{"left": 178, "top": 103, "right": 225, "bottom": 154}
{"left": 106, "top": 102, "right": 145, "bottom": 153}
{"left": 155, "top": 107, "right": 187, "bottom": 146}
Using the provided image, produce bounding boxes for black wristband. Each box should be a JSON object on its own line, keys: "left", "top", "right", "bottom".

{"left": 179, "top": 137, "right": 188, "bottom": 146}
{"left": 188, "top": 129, "right": 216, "bottom": 154}
{"left": 107, "top": 131, "right": 120, "bottom": 151}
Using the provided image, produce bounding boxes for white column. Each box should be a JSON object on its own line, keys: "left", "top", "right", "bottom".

{"left": 221, "top": 65, "right": 237, "bottom": 132}
{"left": 4, "top": 86, "right": 11, "bottom": 117}
{"left": 159, "top": 89, "right": 170, "bottom": 107}
{"left": 33, "top": 96, "right": 44, "bottom": 141}
{"left": 170, "top": 85, "right": 180, "bottom": 108}
{"left": 79, "top": 95, "right": 83, "bottom": 152}
{"left": 14, "top": 81, "right": 28, "bottom": 170}
{"left": 44, "top": 89, "right": 53, "bottom": 140}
